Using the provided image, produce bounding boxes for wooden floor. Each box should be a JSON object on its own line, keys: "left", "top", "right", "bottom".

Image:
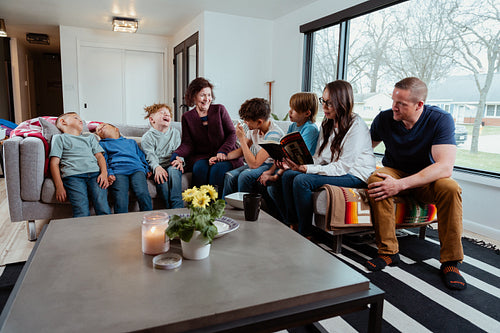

{"left": 0, "top": 178, "right": 49, "bottom": 266}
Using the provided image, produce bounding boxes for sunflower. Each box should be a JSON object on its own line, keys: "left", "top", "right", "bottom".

{"left": 192, "top": 192, "right": 211, "bottom": 208}
{"left": 182, "top": 187, "right": 199, "bottom": 203}
{"left": 200, "top": 185, "right": 218, "bottom": 200}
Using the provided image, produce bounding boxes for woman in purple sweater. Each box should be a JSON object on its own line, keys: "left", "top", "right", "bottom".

{"left": 171, "top": 77, "right": 243, "bottom": 194}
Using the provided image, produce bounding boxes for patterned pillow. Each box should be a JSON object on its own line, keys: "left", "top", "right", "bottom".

{"left": 39, "top": 117, "right": 60, "bottom": 144}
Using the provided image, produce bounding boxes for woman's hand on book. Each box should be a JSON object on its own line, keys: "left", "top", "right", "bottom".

{"left": 284, "top": 157, "right": 307, "bottom": 173}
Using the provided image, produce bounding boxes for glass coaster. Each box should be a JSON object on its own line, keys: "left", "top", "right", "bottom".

{"left": 153, "top": 253, "right": 182, "bottom": 270}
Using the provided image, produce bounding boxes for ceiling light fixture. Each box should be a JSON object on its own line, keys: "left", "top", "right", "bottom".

{"left": 0, "top": 19, "right": 7, "bottom": 37}
{"left": 112, "top": 17, "right": 138, "bottom": 33}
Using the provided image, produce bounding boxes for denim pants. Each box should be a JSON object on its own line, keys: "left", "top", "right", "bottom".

{"left": 368, "top": 167, "right": 464, "bottom": 263}
{"left": 192, "top": 159, "right": 233, "bottom": 197}
{"left": 156, "top": 166, "right": 183, "bottom": 209}
{"left": 222, "top": 163, "right": 273, "bottom": 199}
{"left": 281, "top": 170, "right": 365, "bottom": 235}
{"left": 62, "top": 172, "right": 111, "bottom": 217}
{"left": 267, "top": 177, "right": 285, "bottom": 222}
{"left": 109, "top": 171, "right": 152, "bottom": 213}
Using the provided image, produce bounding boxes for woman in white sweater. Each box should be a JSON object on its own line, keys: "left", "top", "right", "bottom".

{"left": 279, "top": 80, "right": 376, "bottom": 236}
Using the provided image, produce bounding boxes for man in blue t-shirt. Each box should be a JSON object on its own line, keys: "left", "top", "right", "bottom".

{"left": 366, "top": 77, "right": 466, "bottom": 290}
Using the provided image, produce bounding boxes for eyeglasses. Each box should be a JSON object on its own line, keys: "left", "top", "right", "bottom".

{"left": 319, "top": 97, "right": 333, "bottom": 108}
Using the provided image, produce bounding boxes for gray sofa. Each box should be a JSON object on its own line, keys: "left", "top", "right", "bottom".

{"left": 3, "top": 120, "right": 297, "bottom": 241}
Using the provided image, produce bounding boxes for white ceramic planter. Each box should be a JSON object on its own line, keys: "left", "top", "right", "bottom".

{"left": 181, "top": 231, "right": 211, "bottom": 260}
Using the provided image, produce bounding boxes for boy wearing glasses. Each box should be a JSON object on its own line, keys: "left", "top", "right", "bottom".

{"left": 218, "top": 98, "right": 284, "bottom": 198}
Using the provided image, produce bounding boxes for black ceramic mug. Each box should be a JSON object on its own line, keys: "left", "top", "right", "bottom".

{"left": 243, "top": 193, "right": 262, "bottom": 221}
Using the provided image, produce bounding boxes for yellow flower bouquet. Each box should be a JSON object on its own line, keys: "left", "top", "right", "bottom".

{"left": 166, "top": 185, "right": 225, "bottom": 244}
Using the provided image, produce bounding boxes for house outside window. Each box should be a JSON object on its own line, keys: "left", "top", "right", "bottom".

{"left": 302, "top": 0, "right": 500, "bottom": 174}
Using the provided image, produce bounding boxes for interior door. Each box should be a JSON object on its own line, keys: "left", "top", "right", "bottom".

{"left": 173, "top": 32, "right": 198, "bottom": 120}
{"left": 79, "top": 46, "right": 123, "bottom": 123}
{"left": 125, "top": 50, "right": 164, "bottom": 125}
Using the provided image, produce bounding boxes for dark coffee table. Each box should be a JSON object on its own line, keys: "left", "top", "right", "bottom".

{"left": 0, "top": 209, "right": 384, "bottom": 332}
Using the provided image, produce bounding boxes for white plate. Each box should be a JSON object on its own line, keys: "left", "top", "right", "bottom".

{"left": 175, "top": 214, "right": 239, "bottom": 238}
{"left": 225, "top": 192, "right": 248, "bottom": 210}
{"left": 213, "top": 216, "right": 240, "bottom": 238}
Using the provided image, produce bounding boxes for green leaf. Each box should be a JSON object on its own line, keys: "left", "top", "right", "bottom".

{"left": 179, "top": 228, "right": 195, "bottom": 242}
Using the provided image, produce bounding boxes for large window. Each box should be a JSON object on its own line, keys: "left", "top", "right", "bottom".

{"left": 302, "top": 0, "right": 500, "bottom": 174}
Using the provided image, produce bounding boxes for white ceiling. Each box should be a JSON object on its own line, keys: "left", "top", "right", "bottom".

{"left": 0, "top": 0, "right": 316, "bottom": 36}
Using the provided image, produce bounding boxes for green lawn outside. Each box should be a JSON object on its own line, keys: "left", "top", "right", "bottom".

{"left": 374, "top": 142, "right": 500, "bottom": 174}
{"left": 462, "top": 124, "right": 500, "bottom": 136}
{"left": 455, "top": 149, "right": 500, "bottom": 173}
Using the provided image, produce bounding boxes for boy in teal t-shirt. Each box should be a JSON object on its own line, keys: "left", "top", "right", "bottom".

{"left": 49, "top": 112, "right": 111, "bottom": 217}
{"left": 261, "top": 92, "right": 319, "bottom": 222}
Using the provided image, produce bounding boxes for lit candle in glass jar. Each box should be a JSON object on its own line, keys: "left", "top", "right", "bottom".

{"left": 142, "top": 212, "right": 169, "bottom": 255}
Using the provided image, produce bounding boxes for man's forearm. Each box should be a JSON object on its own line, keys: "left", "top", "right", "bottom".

{"left": 398, "top": 162, "right": 453, "bottom": 191}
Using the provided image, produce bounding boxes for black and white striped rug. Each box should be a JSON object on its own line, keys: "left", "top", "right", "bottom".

{"left": 307, "top": 227, "right": 500, "bottom": 333}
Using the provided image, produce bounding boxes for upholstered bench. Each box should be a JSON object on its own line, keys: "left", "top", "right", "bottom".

{"left": 312, "top": 185, "right": 437, "bottom": 253}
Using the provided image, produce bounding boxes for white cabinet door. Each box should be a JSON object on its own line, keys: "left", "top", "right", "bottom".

{"left": 125, "top": 50, "right": 164, "bottom": 126}
{"left": 79, "top": 46, "right": 124, "bottom": 123}
{"left": 78, "top": 46, "right": 165, "bottom": 125}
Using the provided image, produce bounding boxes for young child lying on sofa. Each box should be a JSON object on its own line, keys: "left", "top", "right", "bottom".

{"left": 96, "top": 123, "right": 153, "bottom": 213}
{"left": 49, "top": 112, "right": 111, "bottom": 217}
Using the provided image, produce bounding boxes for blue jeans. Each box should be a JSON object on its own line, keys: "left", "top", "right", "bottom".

{"left": 281, "top": 170, "right": 366, "bottom": 235}
{"left": 267, "top": 177, "right": 285, "bottom": 222}
{"left": 222, "top": 163, "right": 273, "bottom": 199}
{"left": 62, "top": 172, "right": 111, "bottom": 217}
{"left": 192, "top": 159, "right": 233, "bottom": 197}
{"left": 156, "top": 166, "right": 183, "bottom": 209}
{"left": 109, "top": 172, "right": 152, "bottom": 213}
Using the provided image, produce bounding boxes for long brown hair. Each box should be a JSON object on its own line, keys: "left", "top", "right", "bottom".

{"left": 318, "top": 80, "right": 354, "bottom": 162}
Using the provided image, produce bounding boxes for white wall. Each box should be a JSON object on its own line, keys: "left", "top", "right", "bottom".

{"left": 203, "top": 11, "right": 273, "bottom": 118}
{"left": 60, "top": 26, "right": 169, "bottom": 115}
{"left": 454, "top": 172, "right": 500, "bottom": 241}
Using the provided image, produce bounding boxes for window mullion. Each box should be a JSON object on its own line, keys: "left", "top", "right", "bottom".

{"left": 337, "top": 20, "right": 350, "bottom": 81}
{"left": 302, "top": 32, "right": 314, "bottom": 91}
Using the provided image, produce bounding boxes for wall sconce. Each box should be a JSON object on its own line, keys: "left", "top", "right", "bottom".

{"left": 0, "top": 19, "right": 7, "bottom": 37}
{"left": 112, "top": 17, "right": 138, "bottom": 33}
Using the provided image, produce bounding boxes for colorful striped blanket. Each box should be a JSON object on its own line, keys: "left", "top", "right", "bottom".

{"left": 320, "top": 185, "right": 437, "bottom": 230}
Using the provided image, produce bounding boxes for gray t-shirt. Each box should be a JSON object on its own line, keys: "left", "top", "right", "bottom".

{"left": 49, "top": 133, "right": 104, "bottom": 178}
{"left": 141, "top": 126, "right": 181, "bottom": 171}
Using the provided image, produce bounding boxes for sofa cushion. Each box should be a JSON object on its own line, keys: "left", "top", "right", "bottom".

{"left": 39, "top": 117, "right": 60, "bottom": 144}
{"left": 20, "top": 137, "right": 46, "bottom": 202}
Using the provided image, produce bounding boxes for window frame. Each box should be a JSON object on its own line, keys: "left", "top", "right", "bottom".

{"left": 300, "top": 0, "right": 406, "bottom": 89}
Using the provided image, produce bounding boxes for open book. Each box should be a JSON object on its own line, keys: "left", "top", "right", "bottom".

{"left": 259, "top": 131, "right": 313, "bottom": 165}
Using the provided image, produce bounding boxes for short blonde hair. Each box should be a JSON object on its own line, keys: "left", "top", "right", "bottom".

{"left": 56, "top": 112, "right": 79, "bottom": 130}
{"left": 289, "top": 92, "right": 318, "bottom": 123}
{"left": 395, "top": 77, "right": 428, "bottom": 103}
{"left": 144, "top": 104, "right": 173, "bottom": 120}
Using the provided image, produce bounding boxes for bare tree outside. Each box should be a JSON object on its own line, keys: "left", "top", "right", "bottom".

{"left": 347, "top": 10, "right": 396, "bottom": 94}
{"left": 446, "top": 0, "right": 500, "bottom": 154}
{"left": 311, "top": 26, "right": 338, "bottom": 96}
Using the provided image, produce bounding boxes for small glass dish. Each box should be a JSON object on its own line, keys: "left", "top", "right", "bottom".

{"left": 152, "top": 253, "right": 182, "bottom": 270}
